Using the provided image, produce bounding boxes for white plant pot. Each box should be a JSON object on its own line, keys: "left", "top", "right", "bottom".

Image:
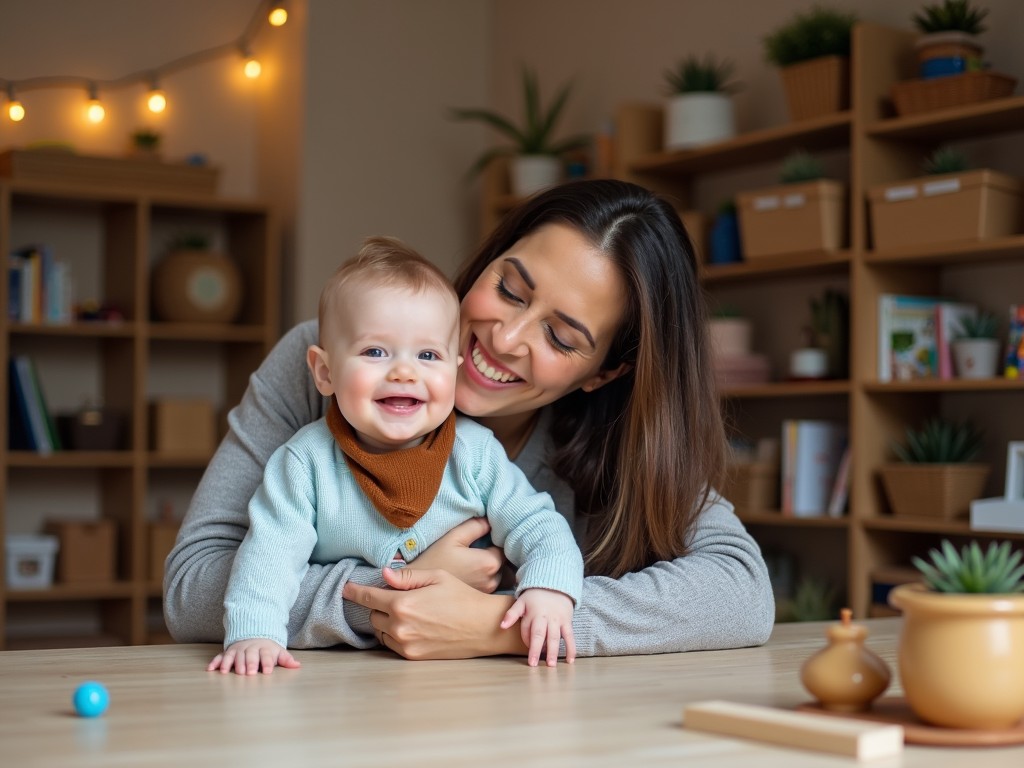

{"left": 664, "top": 92, "right": 736, "bottom": 151}
{"left": 510, "top": 155, "right": 562, "bottom": 197}
{"left": 709, "top": 317, "right": 752, "bottom": 359}
{"left": 951, "top": 338, "right": 1000, "bottom": 379}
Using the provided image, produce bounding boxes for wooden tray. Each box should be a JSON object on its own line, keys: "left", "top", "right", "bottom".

{"left": 798, "top": 697, "right": 1024, "bottom": 746}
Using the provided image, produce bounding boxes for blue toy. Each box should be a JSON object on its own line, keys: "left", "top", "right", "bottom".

{"left": 73, "top": 681, "right": 110, "bottom": 718}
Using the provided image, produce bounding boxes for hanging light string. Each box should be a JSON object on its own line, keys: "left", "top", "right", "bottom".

{"left": 0, "top": 0, "right": 287, "bottom": 121}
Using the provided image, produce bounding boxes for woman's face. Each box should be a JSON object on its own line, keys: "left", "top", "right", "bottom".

{"left": 456, "top": 222, "right": 630, "bottom": 420}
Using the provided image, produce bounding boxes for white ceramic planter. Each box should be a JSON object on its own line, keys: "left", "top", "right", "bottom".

{"left": 709, "top": 317, "right": 752, "bottom": 359}
{"left": 664, "top": 92, "right": 736, "bottom": 151}
{"left": 952, "top": 338, "right": 1000, "bottom": 379}
{"left": 510, "top": 155, "right": 561, "bottom": 197}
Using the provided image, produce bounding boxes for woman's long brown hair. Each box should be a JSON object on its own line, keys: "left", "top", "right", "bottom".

{"left": 453, "top": 179, "right": 725, "bottom": 578}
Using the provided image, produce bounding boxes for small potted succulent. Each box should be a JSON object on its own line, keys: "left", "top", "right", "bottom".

{"left": 449, "top": 67, "right": 591, "bottom": 198}
{"left": 912, "top": 0, "right": 988, "bottom": 78}
{"left": 889, "top": 539, "right": 1024, "bottom": 729}
{"left": 951, "top": 309, "right": 1001, "bottom": 379}
{"left": 878, "top": 416, "right": 989, "bottom": 520}
{"left": 662, "top": 54, "right": 739, "bottom": 150}
{"left": 735, "top": 149, "right": 845, "bottom": 259}
{"left": 130, "top": 128, "right": 162, "bottom": 160}
{"left": 763, "top": 6, "right": 857, "bottom": 121}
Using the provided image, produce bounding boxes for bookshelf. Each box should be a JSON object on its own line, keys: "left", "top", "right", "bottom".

{"left": 1, "top": 175, "right": 280, "bottom": 649}
{"left": 480, "top": 22, "right": 1024, "bottom": 617}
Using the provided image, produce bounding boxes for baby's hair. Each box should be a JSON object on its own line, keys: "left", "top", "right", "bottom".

{"left": 318, "top": 236, "right": 457, "bottom": 341}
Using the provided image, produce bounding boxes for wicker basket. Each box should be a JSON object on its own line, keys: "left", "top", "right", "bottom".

{"left": 878, "top": 463, "right": 990, "bottom": 520}
{"left": 780, "top": 55, "right": 850, "bottom": 122}
{"left": 722, "top": 461, "right": 780, "bottom": 514}
{"left": 890, "top": 72, "right": 1017, "bottom": 117}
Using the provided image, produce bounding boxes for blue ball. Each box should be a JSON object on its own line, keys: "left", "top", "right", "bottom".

{"left": 73, "top": 682, "right": 110, "bottom": 718}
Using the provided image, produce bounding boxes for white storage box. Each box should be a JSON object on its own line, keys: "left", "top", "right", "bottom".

{"left": 5, "top": 534, "right": 59, "bottom": 589}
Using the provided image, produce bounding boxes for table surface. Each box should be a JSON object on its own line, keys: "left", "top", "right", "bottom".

{"left": 1, "top": 618, "right": 1022, "bottom": 766}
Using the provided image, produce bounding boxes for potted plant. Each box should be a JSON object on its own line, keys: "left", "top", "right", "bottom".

{"left": 951, "top": 309, "right": 1001, "bottom": 379}
{"left": 878, "top": 416, "right": 989, "bottom": 520}
{"left": 888, "top": 540, "right": 1024, "bottom": 730}
{"left": 449, "top": 67, "right": 591, "bottom": 198}
{"left": 791, "top": 289, "right": 849, "bottom": 380}
{"left": 151, "top": 234, "right": 243, "bottom": 324}
{"left": 736, "top": 149, "right": 845, "bottom": 259}
{"left": 763, "top": 6, "right": 857, "bottom": 121}
{"left": 912, "top": 0, "right": 988, "bottom": 78}
{"left": 867, "top": 145, "right": 1023, "bottom": 251}
{"left": 662, "top": 54, "right": 738, "bottom": 150}
{"left": 130, "top": 128, "right": 162, "bottom": 160}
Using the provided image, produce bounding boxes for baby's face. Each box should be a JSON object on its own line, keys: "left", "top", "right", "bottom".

{"left": 321, "top": 283, "right": 460, "bottom": 451}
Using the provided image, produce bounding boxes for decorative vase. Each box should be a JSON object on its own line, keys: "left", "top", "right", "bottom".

{"left": 800, "top": 608, "right": 891, "bottom": 712}
{"left": 889, "top": 583, "right": 1024, "bottom": 730}
{"left": 663, "top": 93, "right": 736, "bottom": 151}
{"left": 152, "top": 248, "right": 243, "bottom": 324}
{"left": 709, "top": 209, "right": 742, "bottom": 264}
{"left": 952, "top": 337, "right": 1001, "bottom": 379}
{"left": 510, "top": 155, "right": 561, "bottom": 197}
{"left": 915, "top": 31, "right": 983, "bottom": 78}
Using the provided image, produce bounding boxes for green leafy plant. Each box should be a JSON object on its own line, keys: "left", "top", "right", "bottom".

{"left": 780, "top": 149, "right": 825, "bottom": 183}
{"left": 923, "top": 145, "right": 970, "bottom": 175}
{"left": 664, "top": 54, "right": 738, "bottom": 94}
{"left": 131, "top": 129, "right": 161, "bottom": 150}
{"left": 764, "top": 6, "right": 857, "bottom": 67}
{"left": 955, "top": 310, "right": 998, "bottom": 339}
{"left": 913, "top": 0, "right": 988, "bottom": 34}
{"left": 172, "top": 233, "right": 211, "bottom": 251}
{"left": 912, "top": 540, "right": 1024, "bottom": 593}
{"left": 780, "top": 577, "right": 837, "bottom": 622}
{"left": 449, "top": 67, "right": 591, "bottom": 178}
{"left": 891, "top": 417, "right": 982, "bottom": 463}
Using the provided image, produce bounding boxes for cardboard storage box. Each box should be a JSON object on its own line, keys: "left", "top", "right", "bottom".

{"left": 149, "top": 398, "right": 216, "bottom": 456}
{"left": 722, "top": 461, "right": 779, "bottom": 514}
{"left": 44, "top": 520, "right": 117, "bottom": 582}
{"left": 736, "top": 180, "right": 845, "bottom": 258}
{"left": 148, "top": 522, "right": 180, "bottom": 583}
{"left": 868, "top": 169, "right": 1022, "bottom": 251}
{"left": 5, "top": 534, "right": 59, "bottom": 589}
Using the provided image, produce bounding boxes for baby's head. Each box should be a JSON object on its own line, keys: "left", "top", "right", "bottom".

{"left": 308, "top": 236, "right": 461, "bottom": 452}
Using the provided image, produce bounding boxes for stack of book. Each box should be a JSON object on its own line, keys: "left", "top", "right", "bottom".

{"left": 7, "top": 244, "right": 73, "bottom": 324}
{"left": 877, "top": 293, "right": 979, "bottom": 381}
{"left": 781, "top": 419, "right": 849, "bottom": 518}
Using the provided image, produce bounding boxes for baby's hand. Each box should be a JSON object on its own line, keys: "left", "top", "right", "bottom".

{"left": 500, "top": 588, "right": 575, "bottom": 667}
{"left": 207, "top": 638, "right": 302, "bottom": 676}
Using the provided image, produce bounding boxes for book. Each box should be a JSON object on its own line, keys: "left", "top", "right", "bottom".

{"left": 13, "top": 356, "right": 53, "bottom": 454}
{"left": 877, "top": 294, "right": 938, "bottom": 382}
{"left": 826, "top": 444, "right": 852, "bottom": 517}
{"left": 935, "top": 301, "right": 977, "bottom": 379}
{"left": 7, "top": 358, "right": 36, "bottom": 450}
{"left": 781, "top": 420, "right": 848, "bottom": 518}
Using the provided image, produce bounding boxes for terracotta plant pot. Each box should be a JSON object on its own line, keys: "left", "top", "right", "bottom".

{"left": 889, "top": 583, "right": 1024, "bottom": 730}
{"left": 878, "top": 463, "right": 989, "bottom": 519}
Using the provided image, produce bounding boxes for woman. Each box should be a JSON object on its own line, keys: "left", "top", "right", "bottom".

{"left": 164, "top": 179, "right": 775, "bottom": 658}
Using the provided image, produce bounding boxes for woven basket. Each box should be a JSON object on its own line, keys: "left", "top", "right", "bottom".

{"left": 890, "top": 72, "right": 1017, "bottom": 116}
{"left": 722, "top": 461, "right": 779, "bottom": 514}
{"left": 780, "top": 55, "right": 850, "bottom": 121}
{"left": 878, "top": 463, "right": 990, "bottom": 520}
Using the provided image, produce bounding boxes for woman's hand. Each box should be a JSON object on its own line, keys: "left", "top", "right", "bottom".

{"left": 404, "top": 517, "right": 504, "bottom": 593}
{"left": 343, "top": 567, "right": 528, "bottom": 660}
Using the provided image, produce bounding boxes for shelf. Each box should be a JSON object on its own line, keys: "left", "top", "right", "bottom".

{"left": 738, "top": 511, "right": 850, "bottom": 529}
{"left": 6, "top": 451, "right": 135, "bottom": 468}
{"left": 147, "top": 453, "right": 214, "bottom": 469}
{"left": 630, "top": 111, "right": 852, "bottom": 177}
{"left": 863, "top": 517, "right": 1024, "bottom": 539}
{"left": 7, "top": 321, "right": 136, "bottom": 338}
{"left": 865, "top": 234, "right": 1024, "bottom": 267}
{"left": 148, "top": 322, "right": 268, "bottom": 342}
{"left": 6, "top": 582, "right": 136, "bottom": 602}
{"left": 721, "top": 380, "right": 851, "bottom": 399}
{"left": 701, "top": 250, "right": 852, "bottom": 284}
{"left": 865, "top": 94, "right": 1024, "bottom": 142}
{"left": 864, "top": 378, "right": 1024, "bottom": 394}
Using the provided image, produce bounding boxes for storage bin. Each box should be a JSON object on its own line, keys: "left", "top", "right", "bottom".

{"left": 736, "top": 180, "right": 845, "bottom": 258}
{"left": 5, "top": 534, "right": 59, "bottom": 589}
{"left": 149, "top": 398, "right": 216, "bottom": 456}
{"left": 722, "top": 461, "right": 779, "bottom": 514}
{"left": 44, "top": 520, "right": 118, "bottom": 583}
{"left": 868, "top": 169, "right": 1022, "bottom": 251}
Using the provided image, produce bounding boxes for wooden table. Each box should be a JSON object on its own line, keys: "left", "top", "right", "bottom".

{"left": 1, "top": 618, "right": 1021, "bottom": 766}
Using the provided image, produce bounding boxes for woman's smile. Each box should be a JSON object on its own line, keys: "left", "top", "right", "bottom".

{"left": 468, "top": 336, "right": 523, "bottom": 385}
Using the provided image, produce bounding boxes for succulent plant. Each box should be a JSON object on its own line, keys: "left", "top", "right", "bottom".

{"left": 891, "top": 417, "right": 982, "bottom": 463}
{"left": 664, "top": 54, "right": 739, "bottom": 94}
{"left": 954, "top": 310, "right": 998, "bottom": 339}
{"left": 764, "top": 6, "right": 857, "bottom": 67}
{"left": 780, "top": 149, "right": 825, "bottom": 183}
{"left": 913, "top": 0, "right": 988, "bottom": 34}
{"left": 923, "top": 145, "right": 970, "bottom": 175}
{"left": 913, "top": 540, "right": 1024, "bottom": 593}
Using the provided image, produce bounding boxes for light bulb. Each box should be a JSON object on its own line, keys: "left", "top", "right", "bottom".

{"left": 244, "top": 57, "right": 262, "bottom": 79}
{"left": 268, "top": 5, "right": 287, "bottom": 26}
{"left": 86, "top": 99, "right": 105, "bottom": 123}
{"left": 147, "top": 89, "right": 167, "bottom": 113}
{"left": 8, "top": 100, "right": 25, "bottom": 122}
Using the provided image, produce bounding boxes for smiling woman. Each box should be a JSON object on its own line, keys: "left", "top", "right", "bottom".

{"left": 165, "top": 178, "right": 775, "bottom": 661}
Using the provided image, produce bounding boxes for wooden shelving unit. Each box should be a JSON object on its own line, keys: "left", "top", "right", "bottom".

{"left": 479, "top": 22, "right": 1024, "bottom": 617}
{"left": 0, "top": 178, "right": 280, "bottom": 649}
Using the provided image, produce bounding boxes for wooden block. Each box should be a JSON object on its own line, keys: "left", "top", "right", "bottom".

{"left": 683, "top": 700, "right": 903, "bottom": 761}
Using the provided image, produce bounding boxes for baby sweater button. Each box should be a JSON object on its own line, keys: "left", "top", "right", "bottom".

{"left": 405, "top": 538, "right": 417, "bottom": 551}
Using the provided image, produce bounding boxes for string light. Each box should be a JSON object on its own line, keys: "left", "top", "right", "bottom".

{"left": 1, "top": 0, "right": 281, "bottom": 123}
{"left": 268, "top": 3, "right": 288, "bottom": 27}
